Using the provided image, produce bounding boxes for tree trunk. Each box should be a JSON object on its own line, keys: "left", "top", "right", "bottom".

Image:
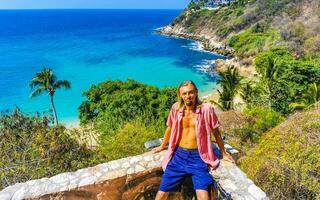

{"left": 50, "top": 95, "right": 59, "bottom": 126}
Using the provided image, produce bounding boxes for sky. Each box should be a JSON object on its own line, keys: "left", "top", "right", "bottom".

{"left": 0, "top": 0, "right": 190, "bottom": 9}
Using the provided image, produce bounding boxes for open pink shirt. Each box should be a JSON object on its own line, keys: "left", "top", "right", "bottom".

{"left": 162, "top": 102, "right": 220, "bottom": 171}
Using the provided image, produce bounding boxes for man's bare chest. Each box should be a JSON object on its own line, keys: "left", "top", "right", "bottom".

{"left": 182, "top": 112, "right": 197, "bottom": 129}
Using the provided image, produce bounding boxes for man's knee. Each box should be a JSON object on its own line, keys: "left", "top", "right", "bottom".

{"left": 155, "top": 191, "right": 169, "bottom": 200}
{"left": 195, "top": 189, "right": 210, "bottom": 200}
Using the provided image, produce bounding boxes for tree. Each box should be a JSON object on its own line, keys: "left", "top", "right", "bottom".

{"left": 289, "top": 82, "right": 320, "bottom": 110}
{"left": 255, "top": 54, "right": 281, "bottom": 107}
{"left": 213, "top": 66, "right": 243, "bottom": 110}
{"left": 29, "top": 68, "right": 71, "bottom": 125}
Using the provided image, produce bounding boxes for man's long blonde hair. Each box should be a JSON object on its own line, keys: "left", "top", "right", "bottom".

{"left": 177, "top": 80, "right": 202, "bottom": 109}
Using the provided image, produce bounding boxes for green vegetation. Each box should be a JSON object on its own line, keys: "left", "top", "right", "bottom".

{"left": 233, "top": 106, "right": 284, "bottom": 144}
{"left": 240, "top": 104, "right": 320, "bottom": 199}
{"left": 254, "top": 48, "right": 320, "bottom": 114}
{"left": 228, "top": 28, "right": 280, "bottom": 58}
{"left": 289, "top": 83, "right": 320, "bottom": 110}
{"left": 213, "top": 67, "right": 243, "bottom": 111}
{"left": 240, "top": 81, "right": 266, "bottom": 107}
{"left": 1, "top": 79, "right": 176, "bottom": 189}
{"left": 79, "top": 79, "right": 176, "bottom": 158}
{"left": 29, "top": 68, "right": 71, "bottom": 125}
{"left": 100, "top": 118, "right": 162, "bottom": 161}
{"left": 0, "top": 109, "right": 104, "bottom": 190}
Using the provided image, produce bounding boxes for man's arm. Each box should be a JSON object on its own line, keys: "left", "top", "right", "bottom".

{"left": 152, "top": 126, "right": 171, "bottom": 153}
{"left": 212, "top": 128, "right": 234, "bottom": 163}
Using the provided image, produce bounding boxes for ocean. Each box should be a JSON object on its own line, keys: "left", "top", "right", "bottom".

{"left": 0, "top": 9, "right": 225, "bottom": 125}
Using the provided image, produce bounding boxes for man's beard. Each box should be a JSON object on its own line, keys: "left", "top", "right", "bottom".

{"left": 185, "top": 100, "right": 194, "bottom": 106}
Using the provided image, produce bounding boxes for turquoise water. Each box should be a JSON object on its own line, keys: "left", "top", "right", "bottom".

{"left": 0, "top": 9, "right": 225, "bottom": 124}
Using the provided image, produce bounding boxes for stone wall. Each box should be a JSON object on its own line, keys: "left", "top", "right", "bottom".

{"left": 0, "top": 150, "right": 268, "bottom": 200}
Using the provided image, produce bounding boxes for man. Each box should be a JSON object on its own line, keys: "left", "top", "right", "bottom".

{"left": 153, "top": 80, "right": 234, "bottom": 200}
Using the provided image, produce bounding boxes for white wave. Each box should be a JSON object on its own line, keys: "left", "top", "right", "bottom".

{"left": 194, "top": 59, "right": 218, "bottom": 77}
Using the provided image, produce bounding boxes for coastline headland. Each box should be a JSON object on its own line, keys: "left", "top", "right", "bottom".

{"left": 157, "top": 24, "right": 257, "bottom": 105}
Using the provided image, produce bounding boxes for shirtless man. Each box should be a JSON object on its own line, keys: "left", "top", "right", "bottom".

{"left": 153, "top": 80, "right": 234, "bottom": 200}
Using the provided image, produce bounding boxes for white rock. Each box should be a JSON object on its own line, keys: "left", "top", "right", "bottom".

{"left": 247, "top": 179, "right": 254, "bottom": 185}
{"left": 130, "top": 156, "right": 142, "bottom": 164}
{"left": 94, "top": 172, "right": 103, "bottom": 178}
{"left": 229, "top": 167, "right": 248, "bottom": 182}
{"left": 127, "top": 168, "right": 135, "bottom": 175}
{"left": 25, "top": 179, "right": 38, "bottom": 186}
{"left": 143, "top": 155, "right": 153, "bottom": 162}
{"left": 135, "top": 165, "right": 145, "bottom": 173}
{"left": 67, "top": 183, "right": 79, "bottom": 191}
{"left": 248, "top": 184, "right": 267, "bottom": 200}
{"left": 1, "top": 183, "right": 22, "bottom": 195}
{"left": 12, "top": 187, "right": 26, "bottom": 200}
{"left": 0, "top": 193, "right": 11, "bottom": 200}
{"left": 50, "top": 173, "right": 70, "bottom": 184}
{"left": 154, "top": 155, "right": 161, "bottom": 161}
{"left": 147, "top": 161, "right": 159, "bottom": 168}
{"left": 138, "top": 161, "right": 147, "bottom": 168}
{"left": 70, "top": 178, "right": 80, "bottom": 184}
{"left": 43, "top": 183, "right": 61, "bottom": 195}
{"left": 76, "top": 168, "right": 86, "bottom": 174}
{"left": 59, "top": 185, "right": 69, "bottom": 192}
{"left": 26, "top": 181, "right": 57, "bottom": 198}
{"left": 78, "top": 176, "right": 96, "bottom": 187}
{"left": 109, "top": 161, "right": 120, "bottom": 170}
{"left": 242, "top": 195, "right": 257, "bottom": 200}
{"left": 121, "top": 162, "right": 130, "bottom": 169}
{"left": 80, "top": 172, "right": 92, "bottom": 178}
{"left": 220, "top": 179, "right": 238, "bottom": 192}
{"left": 39, "top": 177, "right": 49, "bottom": 182}
{"left": 99, "top": 163, "right": 109, "bottom": 172}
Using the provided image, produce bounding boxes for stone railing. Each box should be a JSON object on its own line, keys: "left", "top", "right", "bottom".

{"left": 0, "top": 150, "right": 268, "bottom": 200}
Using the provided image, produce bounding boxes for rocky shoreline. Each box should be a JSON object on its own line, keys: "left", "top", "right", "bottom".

{"left": 157, "top": 25, "right": 257, "bottom": 106}
{"left": 157, "top": 25, "right": 234, "bottom": 57}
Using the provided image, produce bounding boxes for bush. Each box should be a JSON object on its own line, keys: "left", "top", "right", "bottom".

{"left": 254, "top": 48, "right": 320, "bottom": 114}
{"left": 0, "top": 109, "right": 103, "bottom": 190}
{"left": 228, "top": 28, "right": 280, "bottom": 58}
{"left": 233, "top": 106, "right": 284, "bottom": 144}
{"left": 244, "top": 106, "right": 284, "bottom": 132}
{"left": 79, "top": 80, "right": 176, "bottom": 160}
{"left": 79, "top": 79, "right": 176, "bottom": 133}
{"left": 234, "top": 123, "right": 259, "bottom": 143}
{"left": 99, "top": 118, "right": 162, "bottom": 161}
{"left": 240, "top": 105, "right": 320, "bottom": 199}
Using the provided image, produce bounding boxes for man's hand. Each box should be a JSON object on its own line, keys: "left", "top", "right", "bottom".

{"left": 222, "top": 152, "right": 235, "bottom": 163}
{"left": 152, "top": 146, "right": 165, "bottom": 153}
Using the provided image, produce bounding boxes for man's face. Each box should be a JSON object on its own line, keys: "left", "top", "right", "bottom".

{"left": 179, "top": 84, "right": 197, "bottom": 107}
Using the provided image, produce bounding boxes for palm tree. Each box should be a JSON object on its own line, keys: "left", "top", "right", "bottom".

{"left": 289, "top": 83, "right": 320, "bottom": 110}
{"left": 212, "top": 88, "right": 234, "bottom": 111}
{"left": 261, "top": 56, "right": 280, "bottom": 107}
{"left": 30, "top": 68, "right": 71, "bottom": 125}
{"left": 213, "top": 66, "right": 243, "bottom": 110}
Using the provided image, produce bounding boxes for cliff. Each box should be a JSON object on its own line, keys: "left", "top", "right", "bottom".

{"left": 159, "top": 0, "right": 320, "bottom": 62}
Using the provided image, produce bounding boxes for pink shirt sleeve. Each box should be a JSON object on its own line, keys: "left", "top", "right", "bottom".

{"left": 166, "top": 104, "right": 176, "bottom": 127}
{"left": 209, "top": 106, "right": 220, "bottom": 129}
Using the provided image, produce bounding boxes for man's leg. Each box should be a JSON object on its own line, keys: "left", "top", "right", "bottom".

{"left": 155, "top": 191, "right": 169, "bottom": 200}
{"left": 188, "top": 150, "right": 214, "bottom": 200}
{"left": 195, "top": 190, "right": 210, "bottom": 200}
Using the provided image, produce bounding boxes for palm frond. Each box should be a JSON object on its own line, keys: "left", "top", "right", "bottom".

{"left": 29, "top": 87, "right": 47, "bottom": 99}
{"left": 54, "top": 80, "right": 71, "bottom": 89}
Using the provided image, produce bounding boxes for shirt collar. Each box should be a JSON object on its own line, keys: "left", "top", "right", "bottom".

{"left": 178, "top": 104, "right": 202, "bottom": 114}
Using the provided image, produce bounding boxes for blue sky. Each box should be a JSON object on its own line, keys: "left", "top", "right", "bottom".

{"left": 0, "top": 0, "right": 190, "bottom": 9}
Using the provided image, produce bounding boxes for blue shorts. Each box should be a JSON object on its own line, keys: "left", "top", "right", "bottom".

{"left": 159, "top": 147, "right": 214, "bottom": 192}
